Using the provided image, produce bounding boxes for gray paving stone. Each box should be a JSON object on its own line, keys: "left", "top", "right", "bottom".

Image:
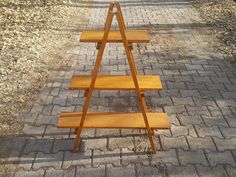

{"left": 201, "top": 115, "right": 228, "bottom": 127}
{"left": 50, "top": 88, "right": 60, "bottom": 96}
{"left": 160, "top": 136, "right": 189, "bottom": 150}
{"left": 171, "top": 125, "right": 197, "bottom": 137}
{"left": 225, "top": 117, "right": 236, "bottom": 128}
{"left": 178, "top": 149, "right": 208, "bottom": 166}
{"left": 136, "top": 164, "right": 166, "bottom": 177}
{"left": 150, "top": 97, "right": 173, "bottom": 107}
{"left": 211, "top": 76, "right": 231, "bottom": 84}
{"left": 178, "top": 115, "right": 204, "bottom": 125}
{"left": 106, "top": 164, "right": 136, "bottom": 177}
{"left": 195, "top": 125, "right": 223, "bottom": 138}
{"left": 196, "top": 165, "right": 228, "bottom": 177}
{"left": 93, "top": 149, "right": 120, "bottom": 167}
{"left": 155, "top": 129, "right": 172, "bottom": 137}
{"left": 213, "top": 138, "right": 236, "bottom": 151}
{"left": 76, "top": 166, "right": 105, "bottom": 177}
{"left": 14, "top": 169, "right": 45, "bottom": 177}
{"left": 167, "top": 165, "right": 198, "bottom": 177}
{"left": 44, "top": 125, "right": 70, "bottom": 139}
{"left": 172, "top": 97, "right": 195, "bottom": 106}
{"left": 82, "top": 138, "right": 107, "bottom": 151}
{"left": 220, "top": 127, "right": 236, "bottom": 138}
{"left": 51, "top": 105, "right": 75, "bottom": 115}
{"left": 199, "top": 90, "right": 222, "bottom": 99}
{"left": 186, "top": 105, "right": 211, "bottom": 116}
{"left": 120, "top": 129, "right": 144, "bottom": 136}
{"left": 109, "top": 137, "right": 134, "bottom": 150}
{"left": 134, "top": 135, "right": 161, "bottom": 152}
{"left": 52, "top": 139, "right": 74, "bottom": 153}
{"left": 206, "top": 150, "right": 236, "bottom": 167}
{"left": 193, "top": 97, "right": 217, "bottom": 107}
{"left": 23, "top": 139, "right": 53, "bottom": 154}
{"left": 225, "top": 165, "right": 236, "bottom": 177}
{"left": 44, "top": 167, "right": 76, "bottom": 177}
{"left": 164, "top": 105, "right": 187, "bottom": 114}
{"left": 79, "top": 129, "right": 96, "bottom": 138}
{"left": 4, "top": 150, "right": 21, "bottom": 166}
{"left": 205, "top": 83, "right": 227, "bottom": 91}
{"left": 18, "top": 113, "right": 39, "bottom": 124}
{"left": 35, "top": 114, "right": 58, "bottom": 125}
{"left": 180, "top": 89, "right": 201, "bottom": 97}
{"left": 216, "top": 99, "right": 236, "bottom": 108}
{"left": 63, "top": 150, "right": 91, "bottom": 169}
{"left": 151, "top": 149, "right": 178, "bottom": 165}
{"left": 18, "top": 152, "right": 36, "bottom": 170}
{"left": 45, "top": 95, "right": 54, "bottom": 105}
{"left": 187, "top": 136, "right": 216, "bottom": 151}
{"left": 221, "top": 91, "right": 236, "bottom": 99}
{"left": 95, "top": 129, "right": 120, "bottom": 137}
{"left": 166, "top": 81, "right": 186, "bottom": 89}
{"left": 42, "top": 105, "right": 54, "bottom": 115}
{"left": 169, "top": 114, "right": 181, "bottom": 125}
{"left": 53, "top": 96, "right": 67, "bottom": 106}
{"left": 30, "top": 104, "right": 44, "bottom": 114}
{"left": 121, "top": 148, "right": 149, "bottom": 166}
{"left": 33, "top": 152, "right": 63, "bottom": 170}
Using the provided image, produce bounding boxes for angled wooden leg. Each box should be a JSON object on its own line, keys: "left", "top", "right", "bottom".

{"left": 151, "top": 129, "right": 155, "bottom": 136}
{"left": 72, "top": 3, "right": 115, "bottom": 152}
{"left": 115, "top": 2, "right": 156, "bottom": 154}
{"left": 96, "top": 42, "right": 101, "bottom": 50}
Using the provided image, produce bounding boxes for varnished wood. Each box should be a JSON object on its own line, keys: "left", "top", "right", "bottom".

{"left": 57, "top": 2, "right": 171, "bottom": 154}
{"left": 80, "top": 30, "right": 149, "bottom": 43}
{"left": 72, "top": 3, "right": 115, "bottom": 152}
{"left": 57, "top": 112, "right": 170, "bottom": 129}
{"left": 69, "top": 75, "right": 163, "bottom": 91}
{"left": 115, "top": 2, "right": 157, "bottom": 153}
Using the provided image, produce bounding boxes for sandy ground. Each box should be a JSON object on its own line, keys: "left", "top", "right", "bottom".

{"left": 0, "top": 1, "right": 90, "bottom": 176}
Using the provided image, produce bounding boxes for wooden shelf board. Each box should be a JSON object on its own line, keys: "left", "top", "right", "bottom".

{"left": 69, "top": 75, "right": 162, "bottom": 90}
{"left": 80, "top": 30, "right": 149, "bottom": 43}
{"left": 57, "top": 112, "right": 170, "bottom": 129}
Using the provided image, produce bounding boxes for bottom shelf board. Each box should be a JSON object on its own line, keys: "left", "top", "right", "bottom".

{"left": 57, "top": 112, "right": 170, "bottom": 129}
{"left": 69, "top": 75, "right": 162, "bottom": 90}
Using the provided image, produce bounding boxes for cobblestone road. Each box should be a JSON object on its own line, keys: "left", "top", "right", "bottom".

{"left": 1, "top": 0, "right": 236, "bottom": 176}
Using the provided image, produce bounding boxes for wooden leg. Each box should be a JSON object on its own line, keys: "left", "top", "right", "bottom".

{"left": 151, "top": 129, "right": 154, "bottom": 136}
{"left": 72, "top": 3, "right": 115, "bottom": 152}
{"left": 96, "top": 42, "right": 101, "bottom": 50}
{"left": 74, "top": 128, "right": 78, "bottom": 134}
{"left": 72, "top": 128, "right": 82, "bottom": 152}
{"left": 84, "top": 89, "right": 89, "bottom": 97}
{"left": 116, "top": 3, "right": 156, "bottom": 154}
{"left": 128, "top": 43, "right": 133, "bottom": 50}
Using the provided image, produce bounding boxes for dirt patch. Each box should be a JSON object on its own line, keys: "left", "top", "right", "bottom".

{"left": 193, "top": 0, "right": 236, "bottom": 63}
{"left": 0, "top": 1, "right": 89, "bottom": 134}
{"left": 0, "top": 1, "right": 90, "bottom": 175}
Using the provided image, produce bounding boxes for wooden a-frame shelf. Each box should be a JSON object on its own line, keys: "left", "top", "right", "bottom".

{"left": 69, "top": 75, "right": 163, "bottom": 90}
{"left": 57, "top": 2, "right": 170, "bottom": 154}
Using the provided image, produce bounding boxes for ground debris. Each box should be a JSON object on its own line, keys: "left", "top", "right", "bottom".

{"left": 0, "top": 1, "right": 88, "bottom": 134}
{"left": 193, "top": 0, "right": 236, "bottom": 63}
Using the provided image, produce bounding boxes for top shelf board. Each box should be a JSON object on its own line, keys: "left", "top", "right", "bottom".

{"left": 80, "top": 30, "right": 149, "bottom": 43}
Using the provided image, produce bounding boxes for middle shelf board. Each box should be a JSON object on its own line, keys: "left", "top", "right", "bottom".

{"left": 57, "top": 112, "right": 170, "bottom": 129}
{"left": 69, "top": 75, "right": 163, "bottom": 90}
{"left": 80, "top": 30, "right": 149, "bottom": 43}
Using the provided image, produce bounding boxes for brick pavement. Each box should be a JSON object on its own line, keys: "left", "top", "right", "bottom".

{"left": 1, "top": 0, "right": 236, "bottom": 176}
